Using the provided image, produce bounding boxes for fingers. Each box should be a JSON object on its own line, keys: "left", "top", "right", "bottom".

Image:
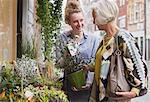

{"left": 116, "top": 91, "right": 136, "bottom": 98}
{"left": 72, "top": 84, "right": 91, "bottom": 92}
{"left": 71, "top": 87, "right": 79, "bottom": 91}
{"left": 82, "top": 64, "right": 90, "bottom": 71}
{"left": 81, "top": 85, "right": 90, "bottom": 90}
{"left": 81, "top": 83, "right": 91, "bottom": 90}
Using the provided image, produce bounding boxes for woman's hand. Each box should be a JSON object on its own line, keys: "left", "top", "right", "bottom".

{"left": 82, "top": 64, "right": 93, "bottom": 72}
{"left": 116, "top": 91, "right": 136, "bottom": 99}
{"left": 71, "top": 87, "right": 79, "bottom": 91}
{"left": 82, "top": 83, "right": 92, "bottom": 90}
{"left": 82, "top": 64, "right": 89, "bottom": 71}
{"left": 71, "top": 83, "right": 92, "bottom": 91}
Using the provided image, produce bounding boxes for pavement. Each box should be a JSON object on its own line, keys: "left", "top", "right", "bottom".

{"left": 131, "top": 60, "right": 150, "bottom": 102}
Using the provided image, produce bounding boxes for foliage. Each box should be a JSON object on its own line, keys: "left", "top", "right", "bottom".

{"left": 15, "top": 56, "right": 41, "bottom": 85}
{"left": 22, "top": 37, "right": 36, "bottom": 59}
{"left": 0, "top": 57, "right": 68, "bottom": 101}
{"left": 0, "top": 61, "right": 22, "bottom": 101}
{"left": 0, "top": 0, "right": 65, "bottom": 101}
{"left": 24, "top": 85, "right": 68, "bottom": 102}
{"left": 36, "top": 0, "right": 62, "bottom": 61}
{"left": 15, "top": 56, "right": 63, "bottom": 88}
{"left": 55, "top": 39, "right": 92, "bottom": 74}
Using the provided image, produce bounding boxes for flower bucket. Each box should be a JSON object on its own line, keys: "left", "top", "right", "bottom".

{"left": 67, "top": 69, "right": 86, "bottom": 89}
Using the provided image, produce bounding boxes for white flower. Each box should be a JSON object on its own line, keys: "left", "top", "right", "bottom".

{"left": 25, "top": 90, "right": 34, "bottom": 100}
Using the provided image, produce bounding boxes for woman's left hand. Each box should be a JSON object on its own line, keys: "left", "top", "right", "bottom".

{"left": 82, "top": 83, "right": 92, "bottom": 90}
{"left": 116, "top": 91, "right": 136, "bottom": 99}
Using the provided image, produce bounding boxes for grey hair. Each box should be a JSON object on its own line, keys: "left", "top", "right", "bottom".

{"left": 91, "top": 0, "right": 119, "bottom": 25}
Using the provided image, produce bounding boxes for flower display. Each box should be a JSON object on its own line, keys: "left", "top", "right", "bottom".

{"left": 0, "top": 56, "right": 68, "bottom": 102}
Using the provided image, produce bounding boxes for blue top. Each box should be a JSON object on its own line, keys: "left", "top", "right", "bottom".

{"left": 55, "top": 30, "right": 100, "bottom": 73}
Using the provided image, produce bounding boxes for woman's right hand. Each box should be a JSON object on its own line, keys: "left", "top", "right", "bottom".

{"left": 115, "top": 91, "right": 136, "bottom": 99}
{"left": 82, "top": 64, "right": 93, "bottom": 72}
{"left": 82, "top": 64, "right": 90, "bottom": 71}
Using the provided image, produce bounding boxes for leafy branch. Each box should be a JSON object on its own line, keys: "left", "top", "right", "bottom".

{"left": 36, "top": 0, "right": 62, "bottom": 61}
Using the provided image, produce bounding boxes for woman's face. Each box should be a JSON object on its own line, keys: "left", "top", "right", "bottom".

{"left": 68, "top": 12, "right": 84, "bottom": 33}
{"left": 92, "top": 10, "right": 107, "bottom": 31}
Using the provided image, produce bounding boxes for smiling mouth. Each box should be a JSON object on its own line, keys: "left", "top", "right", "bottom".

{"left": 77, "top": 27, "right": 83, "bottom": 31}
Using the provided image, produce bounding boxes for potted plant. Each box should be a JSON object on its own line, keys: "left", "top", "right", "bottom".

{"left": 59, "top": 41, "right": 87, "bottom": 89}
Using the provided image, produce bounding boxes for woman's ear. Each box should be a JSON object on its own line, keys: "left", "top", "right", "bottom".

{"left": 92, "top": 10, "right": 96, "bottom": 19}
{"left": 92, "top": 10, "right": 96, "bottom": 24}
{"left": 67, "top": 17, "right": 71, "bottom": 25}
{"left": 68, "top": 21, "right": 71, "bottom": 25}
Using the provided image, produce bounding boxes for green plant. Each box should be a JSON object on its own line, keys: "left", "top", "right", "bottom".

{"left": 24, "top": 85, "right": 68, "bottom": 102}
{"left": 36, "top": 0, "right": 62, "bottom": 61}
{"left": 0, "top": 61, "right": 21, "bottom": 101}
{"left": 22, "top": 37, "right": 36, "bottom": 59}
{"left": 55, "top": 41, "right": 91, "bottom": 74}
{"left": 0, "top": 58, "right": 67, "bottom": 101}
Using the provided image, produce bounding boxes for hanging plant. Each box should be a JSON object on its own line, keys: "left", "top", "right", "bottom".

{"left": 36, "top": 0, "right": 62, "bottom": 61}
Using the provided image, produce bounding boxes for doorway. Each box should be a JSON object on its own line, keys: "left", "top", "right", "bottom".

{"left": 17, "top": 0, "right": 23, "bottom": 58}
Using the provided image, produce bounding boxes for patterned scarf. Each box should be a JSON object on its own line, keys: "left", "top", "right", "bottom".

{"left": 95, "top": 35, "right": 114, "bottom": 85}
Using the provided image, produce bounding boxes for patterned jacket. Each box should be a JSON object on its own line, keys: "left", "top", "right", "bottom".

{"left": 90, "top": 29, "right": 148, "bottom": 102}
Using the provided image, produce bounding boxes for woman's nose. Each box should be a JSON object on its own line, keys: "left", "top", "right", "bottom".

{"left": 78, "top": 21, "right": 82, "bottom": 27}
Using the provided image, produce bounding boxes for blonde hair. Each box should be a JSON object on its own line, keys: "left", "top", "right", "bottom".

{"left": 64, "top": 0, "right": 83, "bottom": 24}
{"left": 91, "top": 0, "right": 119, "bottom": 25}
